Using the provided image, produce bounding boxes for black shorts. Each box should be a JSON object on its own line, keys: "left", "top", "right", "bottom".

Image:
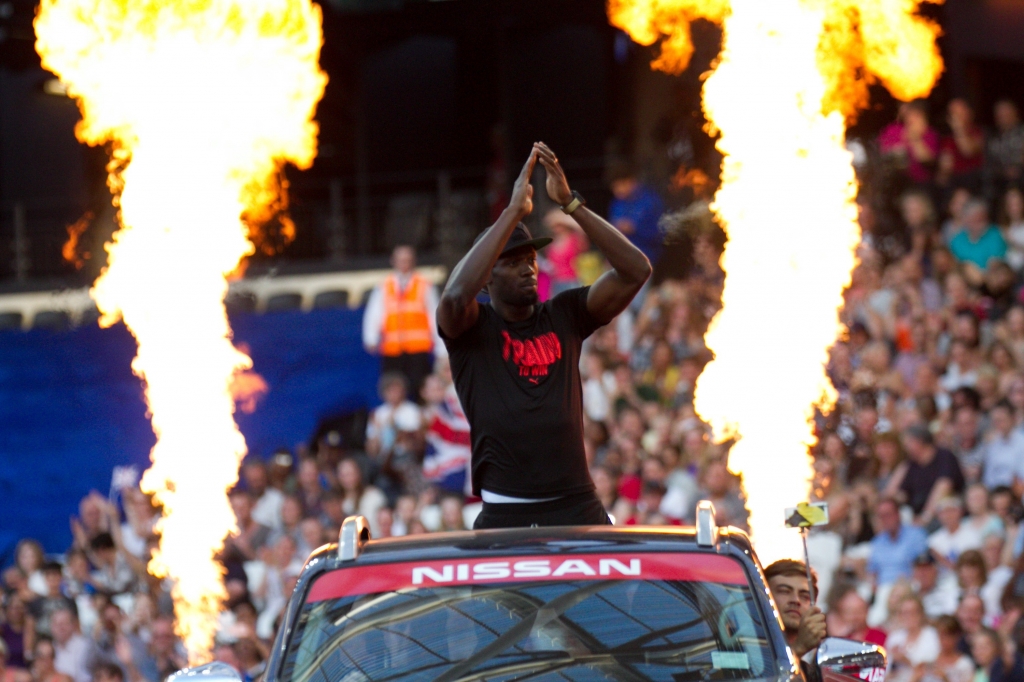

{"left": 472, "top": 490, "right": 611, "bottom": 529}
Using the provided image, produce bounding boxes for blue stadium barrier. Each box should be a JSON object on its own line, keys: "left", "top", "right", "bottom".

{"left": 0, "top": 307, "right": 381, "bottom": 564}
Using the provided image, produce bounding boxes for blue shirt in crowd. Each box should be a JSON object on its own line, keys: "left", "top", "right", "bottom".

{"left": 949, "top": 226, "right": 1007, "bottom": 270}
{"left": 867, "top": 524, "right": 928, "bottom": 586}
{"left": 609, "top": 184, "right": 665, "bottom": 263}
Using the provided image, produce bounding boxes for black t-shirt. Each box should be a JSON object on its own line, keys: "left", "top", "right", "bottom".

{"left": 899, "top": 447, "right": 966, "bottom": 514}
{"left": 441, "top": 287, "right": 602, "bottom": 498}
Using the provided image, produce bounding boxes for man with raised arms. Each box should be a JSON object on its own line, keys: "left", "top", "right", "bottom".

{"left": 437, "top": 142, "right": 652, "bottom": 528}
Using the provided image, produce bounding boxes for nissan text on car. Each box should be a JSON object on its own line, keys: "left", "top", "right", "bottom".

{"left": 172, "top": 501, "right": 886, "bottom": 682}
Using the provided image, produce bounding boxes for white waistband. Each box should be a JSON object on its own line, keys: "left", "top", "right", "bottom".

{"left": 481, "top": 489, "right": 562, "bottom": 504}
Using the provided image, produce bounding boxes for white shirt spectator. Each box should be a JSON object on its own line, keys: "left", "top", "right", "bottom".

{"left": 255, "top": 557, "right": 304, "bottom": 639}
{"left": 929, "top": 523, "right": 981, "bottom": 564}
{"left": 981, "top": 429, "right": 1024, "bottom": 489}
{"left": 940, "top": 363, "right": 977, "bottom": 393}
{"left": 366, "top": 401, "right": 422, "bottom": 454}
{"left": 887, "top": 626, "right": 940, "bottom": 682}
{"left": 55, "top": 633, "right": 94, "bottom": 682}
{"left": 981, "top": 565, "right": 1014, "bottom": 625}
{"left": 251, "top": 487, "right": 286, "bottom": 531}
{"left": 920, "top": 575, "right": 960, "bottom": 618}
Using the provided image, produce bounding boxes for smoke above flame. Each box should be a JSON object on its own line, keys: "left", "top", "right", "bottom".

{"left": 611, "top": 0, "right": 941, "bottom": 563}
{"left": 35, "top": 0, "right": 326, "bottom": 661}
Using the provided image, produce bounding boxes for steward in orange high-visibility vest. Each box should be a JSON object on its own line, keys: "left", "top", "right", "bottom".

{"left": 380, "top": 273, "right": 434, "bottom": 357}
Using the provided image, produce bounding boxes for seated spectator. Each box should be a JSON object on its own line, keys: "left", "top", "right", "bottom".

{"left": 378, "top": 400, "right": 426, "bottom": 498}
{"left": 122, "top": 594, "right": 154, "bottom": 649}
{"left": 30, "top": 637, "right": 71, "bottom": 682}
{"left": 317, "top": 488, "right": 345, "bottom": 540}
{"left": 830, "top": 589, "right": 887, "bottom": 646}
{"left": 963, "top": 483, "right": 1004, "bottom": 543}
{"left": 925, "top": 615, "right": 974, "bottom": 682}
{"left": 375, "top": 507, "right": 394, "bottom": 539}
{"left": 896, "top": 425, "right": 965, "bottom": 525}
{"left": 70, "top": 494, "right": 112, "bottom": 555}
{"left": 540, "top": 209, "right": 588, "bottom": 297}
{"left": 913, "top": 552, "right": 959, "bottom": 618}
{"left": 230, "top": 626, "right": 266, "bottom": 682}
{"left": 886, "top": 595, "right": 939, "bottom": 682}
{"left": 87, "top": 534, "right": 134, "bottom": 598}
{"left": 337, "top": 458, "right": 386, "bottom": 538}
{"left": 49, "top": 609, "right": 93, "bottom": 682}
{"left": 956, "top": 550, "right": 988, "bottom": 600}
{"left": 937, "top": 99, "right": 985, "bottom": 189}
{"left": 875, "top": 432, "right": 906, "bottom": 494}
{"left": 638, "top": 341, "right": 683, "bottom": 407}
{"left": 91, "top": 603, "right": 140, "bottom": 674}
{"left": 1, "top": 594, "right": 29, "bottom": 670}
{"left": 14, "top": 541, "right": 46, "bottom": 599}
{"left": 971, "top": 627, "right": 1024, "bottom": 682}
{"left": 879, "top": 100, "right": 940, "bottom": 185}
{"left": 254, "top": 536, "right": 303, "bottom": 640}
{"left": 981, "top": 401, "right": 1024, "bottom": 491}
{"left": 439, "top": 495, "right": 466, "bottom": 532}
{"left": 365, "top": 373, "right": 421, "bottom": 462}
{"left": 241, "top": 459, "right": 285, "bottom": 531}
{"left": 93, "top": 662, "right": 126, "bottom": 682}
{"left": 117, "top": 489, "right": 156, "bottom": 562}
{"left": 222, "top": 490, "right": 271, "bottom": 564}
{"left": 949, "top": 199, "right": 1007, "bottom": 279}
{"left": 295, "top": 458, "right": 324, "bottom": 520}
{"left": 61, "top": 551, "right": 94, "bottom": 632}
{"left": 389, "top": 495, "right": 417, "bottom": 537}
{"left": 928, "top": 497, "right": 975, "bottom": 569}
{"left": 941, "top": 341, "right": 981, "bottom": 394}
{"left": 1000, "top": 187, "right": 1024, "bottom": 271}
{"left": 956, "top": 594, "right": 985, "bottom": 655}
{"left": 27, "top": 563, "right": 75, "bottom": 639}
{"left": 0, "top": 640, "right": 30, "bottom": 682}
{"left": 950, "top": 404, "right": 985, "bottom": 483}
{"left": 868, "top": 497, "right": 928, "bottom": 587}
{"left": 133, "top": 617, "right": 186, "bottom": 682}
{"left": 979, "top": 534, "right": 1013, "bottom": 624}
{"left": 591, "top": 466, "right": 619, "bottom": 516}
{"left": 297, "top": 518, "right": 324, "bottom": 559}
{"left": 942, "top": 188, "right": 974, "bottom": 246}
{"left": 697, "top": 459, "right": 748, "bottom": 531}
{"left": 266, "top": 496, "right": 306, "bottom": 559}
{"left": 987, "top": 99, "right": 1024, "bottom": 191}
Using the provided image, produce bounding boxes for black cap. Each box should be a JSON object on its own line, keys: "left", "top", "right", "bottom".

{"left": 913, "top": 552, "right": 937, "bottom": 567}
{"left": 473, "top": 223, "right": 552, "bottom": 256}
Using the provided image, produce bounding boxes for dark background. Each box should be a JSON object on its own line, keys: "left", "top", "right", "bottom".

{"left": 0, "top": 0, "right": 1022, "bottom": 283}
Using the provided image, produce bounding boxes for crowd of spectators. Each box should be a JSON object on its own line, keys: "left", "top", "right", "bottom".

{"left": 5, "top": 95, "right": 1024, "bottom": 682}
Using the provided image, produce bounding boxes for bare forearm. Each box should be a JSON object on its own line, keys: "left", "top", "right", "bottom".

{"left": 573, "top": 206, "right": 651, "bottom": 284}
{"left": 919, "top": 478, "right": 952, "bottom": 523}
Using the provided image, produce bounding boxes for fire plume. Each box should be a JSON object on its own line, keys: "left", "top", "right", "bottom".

{"left": 611, "top": 0, "right": 941, "bottom": 564}
{"left": 34, "top": 0, "right": 327, "bottom": 661}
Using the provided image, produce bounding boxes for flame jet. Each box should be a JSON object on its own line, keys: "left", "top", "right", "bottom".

{"left": 610, "top": 0, "right": 942, "bottom": 563}
{"left": 35, "top": 0, "right": 327, "bottom": 661}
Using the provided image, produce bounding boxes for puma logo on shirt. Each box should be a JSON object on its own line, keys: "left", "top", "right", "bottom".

{"left": 501, "top": 330, "right": 562, "bottom": 377}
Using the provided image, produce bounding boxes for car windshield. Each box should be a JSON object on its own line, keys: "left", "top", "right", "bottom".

{"left": 279, "top": 552, "right": 778, "bottom": 682}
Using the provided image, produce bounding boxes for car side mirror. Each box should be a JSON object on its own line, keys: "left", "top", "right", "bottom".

{"left": 167, "top": 662, "right": 243, "bottom": 682}
{"left": 816, "top": 638, "right": 886, "bottom": 681}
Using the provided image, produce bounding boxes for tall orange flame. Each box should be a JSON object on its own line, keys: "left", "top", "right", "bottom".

{"left": 34, "top": 0, "right": 327, "bottom": 661}
{"left": 611, "top": 0, "right": 941, "bottom": 564}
